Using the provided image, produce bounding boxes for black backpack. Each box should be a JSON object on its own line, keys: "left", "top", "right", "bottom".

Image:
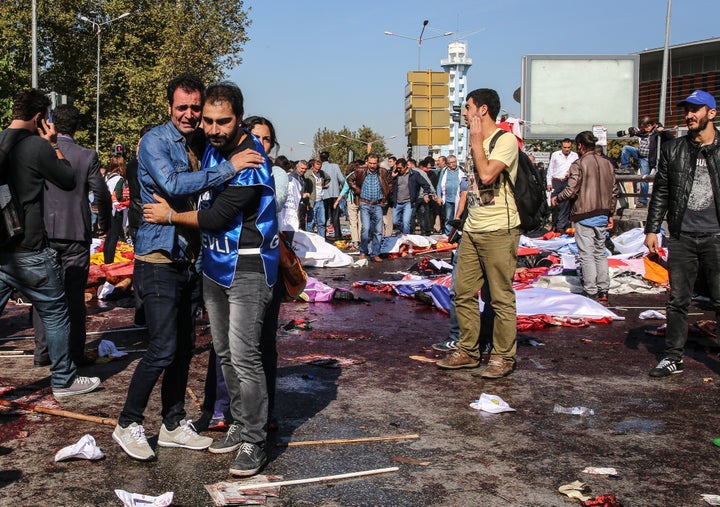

{"left": 489, "top": 130, "right": 549, "bottom": 233}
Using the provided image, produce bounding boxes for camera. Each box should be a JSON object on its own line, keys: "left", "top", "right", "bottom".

{"left": 616, "top": 127, "right": 639, "bottom": 137}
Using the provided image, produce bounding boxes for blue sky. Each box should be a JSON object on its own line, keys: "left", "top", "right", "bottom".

{"left": 230, "top": 0, "right": 720, "bottom": 158}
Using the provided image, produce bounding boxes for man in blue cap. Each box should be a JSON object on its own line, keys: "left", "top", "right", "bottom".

{"left": 644, "top": 89, "right": 720, "bottom": 377}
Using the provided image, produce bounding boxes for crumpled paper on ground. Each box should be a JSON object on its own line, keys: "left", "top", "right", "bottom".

{"left": 558, "top": 480, "right": 591, "bottom": 502}
{"left": 97, "top": 281, "right": 115, "bottom": 300}
{"left": 639, "top": 310, "right": 666, "bottom": 320}
{"left": 54, "top": 434, "right": 104, "bottom": 462}
{"left": 354, "top": 258, "right": 368, "bottom": 267}
{"left": 114, "top": 490, "right": 173, "bottom": 507}
{"left": 582, "top": 466, "right": 618, "bottom": 475}
{"left": 98, "top": 339, "right": 128, "bottom": 358}
{"left": 702, "top": 494, "right": 720, "bottom": 505}
{"left": 469, "top": 393, "right": 516, "bottom": 413}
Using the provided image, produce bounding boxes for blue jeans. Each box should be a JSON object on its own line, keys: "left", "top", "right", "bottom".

{"left": 119, "top": 260, "right": 201, "bottom": 428}
{"left": 0, "top": 248, "right": 75, "bottom": 387}
{"left": 393, "top": 201, "right": 412, "bottom": 234}
{"left": 360, "top": 202, "right": 383, "bottom": 256}
{"left": 32, "top": 239, "right": 90, "bottom": 365}
{"left": 204, "top": 270, "right": 273, "bottom": 445}
{"left": 664, "top": 234, "right": 720, "bottom": 361}
{"left": 307, "top": 200, "right": 326, "bottom": 238}
{"left": 442, "top": 201, "right": 456, "bottom": 234}
{"left": 620, "top": 146, "right": 651, "bottom": 203}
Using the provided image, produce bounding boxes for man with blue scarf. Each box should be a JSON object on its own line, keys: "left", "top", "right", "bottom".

{"left": 143, "top": 81, "right": 279, "bottom": 477}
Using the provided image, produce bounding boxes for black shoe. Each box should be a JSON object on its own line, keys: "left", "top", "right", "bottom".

{"left": 649, "top": 358, "right": 683, "bottom": 377}
{"left": 596, "top": 291, "right": 608, "bottom": 305}
{"left": 208, "top": 424, "right": 242, "bottom": 454}
{"left": 431, "top": 339, "right": 459, "bottom": 352}
{"left": 581, "top": 291, "right": 598, "bottom": 300}
{"left": 229, "top": 442, "right": 267, "bottom": 477}
{"left": 34, "top": 357, "right": 51, "bottom": 367}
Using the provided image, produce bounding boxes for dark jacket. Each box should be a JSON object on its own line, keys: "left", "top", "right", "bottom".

{"left": 645, "top": 129, "right": 720, "bottom": 239}
{"left": 556, "top": 151, "right": 617, "bottom": 222}
{"left": 645, "top": 126, "right": 675, "bottom": 169}
{"left": 44, "top": 135, "right": 111, "bottom": 242}
{"left": 347, "top": 166, "right": 394, "bottom": 204}
{"left": 392, "top": 168, "right": 432, "bottom": 206}
{"left": 4, "top": 130, "right": 76, "bottom": 251}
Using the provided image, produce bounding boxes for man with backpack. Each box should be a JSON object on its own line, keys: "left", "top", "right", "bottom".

{"left": 436, "top": 88, "right": 520, "bottom": 379}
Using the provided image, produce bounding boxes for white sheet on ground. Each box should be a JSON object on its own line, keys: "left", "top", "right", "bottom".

{"left": 292, "top": 230, "right": 353, "bottom": 267}
{"left": 513, "top": 287, "right": 623, "bottom": 320}
{"left": 381, "top": 234, "right": 436, "bottom": 254}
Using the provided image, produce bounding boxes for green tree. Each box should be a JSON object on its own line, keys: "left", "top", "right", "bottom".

{"left": 311, "top": 125, "right": 389, "bottom": 173}
{"left": 0, "top": 0, "right": 250, "bottom": 161}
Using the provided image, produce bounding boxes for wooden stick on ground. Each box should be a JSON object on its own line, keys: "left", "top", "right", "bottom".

{"left": 186, "top": 387, "right": 203, "bottom": 412}
{"left": 0, "top": 398, "right": 118, "bottom": 426}
{"left": 230, "top": 466, "right": 400, "bottom": 491}
{"left": 0, "top": 326, "right": 149, "bottom": 342}
{"left": 278, "top": 434, "right": 420, "bottom": 447}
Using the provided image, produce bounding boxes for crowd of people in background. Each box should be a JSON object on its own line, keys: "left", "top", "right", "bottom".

{"left": 1, "top": 75, "right": 717, "bottom": 480}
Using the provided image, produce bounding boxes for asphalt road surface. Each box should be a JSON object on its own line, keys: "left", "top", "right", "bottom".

{"left": 0, "top": 251, "right": 718, "bottom": 506}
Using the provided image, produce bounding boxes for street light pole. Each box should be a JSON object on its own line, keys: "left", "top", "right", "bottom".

{"left": 78, "top": 11, "right": 130, "bottom": 153}
{"left": 384, "top": 20, "right": 452, "bottom": 70}
{"left": 31, "top": 0, "right": 38, "bottom": 88}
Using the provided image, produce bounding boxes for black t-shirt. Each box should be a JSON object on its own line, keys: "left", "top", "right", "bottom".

{"left": 681, "top": 150, "right": 720, "bottom": 233}
{"left": 4, "top": 130, "right": 75, "bottom": 250}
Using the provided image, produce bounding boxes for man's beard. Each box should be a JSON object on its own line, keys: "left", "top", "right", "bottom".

{"left": 207, "top": 127, "right": 239, "bottom": 152}
{"left": 687, "top": 114, "right": 709, "bottom": 134}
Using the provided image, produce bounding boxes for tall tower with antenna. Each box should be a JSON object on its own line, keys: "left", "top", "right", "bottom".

{"left": 440, "top": 40, "right": 472, "bottom": 160}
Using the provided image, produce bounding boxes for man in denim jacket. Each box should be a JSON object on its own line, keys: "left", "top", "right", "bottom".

{"left": 113, "top": 74, "right": 264, "bottom": 461}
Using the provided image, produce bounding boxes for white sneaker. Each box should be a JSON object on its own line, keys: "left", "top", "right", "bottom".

{"left": 52, "top": 376, "right": 101, "bottom": 397}
{"left": 158, "top": 419, "right": 212, "bottom": 450}
{"left": 113, "top": 423, "right": 155, "bottom": 461}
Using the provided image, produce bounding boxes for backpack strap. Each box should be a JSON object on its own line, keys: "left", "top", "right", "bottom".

{"left": 488, "top": 130, "right": 517, "bottom": 194}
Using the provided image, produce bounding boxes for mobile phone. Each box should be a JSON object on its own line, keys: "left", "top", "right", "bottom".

{"left": 46, "top": 106, "right": 53, "bottom": 123}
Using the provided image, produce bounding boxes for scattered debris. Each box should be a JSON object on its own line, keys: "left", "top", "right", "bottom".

{"left": 114, "top": 489, "right": 173, "bottom": 507}
{"left": 518, "top": 335, "right": 545, "bottom": 347}
{"left": 55, "top": 434, "right": 104, "bottom": 462}
{"left": 205, "top": 475, "right": 282, "bottom": 506}
{"left": 639, "top": 309, "right": 666, "bottom": 320}
{"left": 392, "top": 455, "right": 430, "bottom": 466}
{"left": 702, "top": 494, "right": 720, "bottom": 505}
{"left": 284, "top": 354, "right": 364, "bottom": 368}
{"left": 469, "top": 394, "right": 516, "bottom": 414}
{"left": 713, "top": 438, "right": 720, "bottom": 447}
{"left": 704, "top": 378, "right": 714, "bottom": 383}
{"left": 582, "top": 467, "right": 618, "bottom": 475}
{"left": 0, "top": 398, "right": 118, "bottom": 426}
{"left": 97, "top": 339, "right": 128, "bottom": 359}
{"left": 582, "top": 494, "right": 623, "bottom": 506}
{"left": 558, "top": 480, "right": 591, "bottom": 502}
{"left": 278, "top": 434, "right": 419, "bottom": 447}
{"left": 408, "top": 355, "right": 437, "bottom": 363}
{"left": 553, "top": 404, "right": 595, "bottom": 416}
{"left": 216, "top": 467, "right": 399, "bottom": 492}
{"left": 282, "top": 319, "right": 313, "bottom": 331}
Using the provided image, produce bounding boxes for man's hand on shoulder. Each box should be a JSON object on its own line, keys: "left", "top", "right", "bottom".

{"left": 229, "top": 149, "right": 264, "bottom": 172}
